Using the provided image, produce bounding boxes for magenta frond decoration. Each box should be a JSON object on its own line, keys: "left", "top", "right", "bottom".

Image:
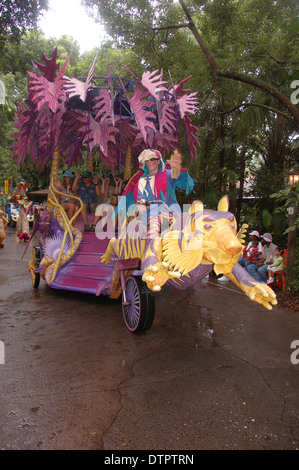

{"left": 12, "top": 50, "right": 201, "bottom": 172}
{"left": 141, "top": 69, "right": 168, "bottom": 100}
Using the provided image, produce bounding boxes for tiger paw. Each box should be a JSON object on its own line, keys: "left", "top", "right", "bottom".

{"left": 243, "top": 282, "right": 277, "bottom": 310}
{"left": 142, "top": 261, "right": 181, "bottom": 292}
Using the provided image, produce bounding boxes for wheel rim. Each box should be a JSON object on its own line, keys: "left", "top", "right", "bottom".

{"left": 123, "top": 277, "right": 141, "bottom": 332}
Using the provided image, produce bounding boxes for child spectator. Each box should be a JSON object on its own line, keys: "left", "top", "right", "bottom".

{"left": 267, "top": 247, "right": 284, "bottom": 284}
{"left": 246, "top": 238, "right": 260, "bottom": 263}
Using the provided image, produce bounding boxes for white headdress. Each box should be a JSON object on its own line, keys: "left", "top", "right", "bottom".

{"left": 138, "top": 149, "right": 165, "bottom": 172}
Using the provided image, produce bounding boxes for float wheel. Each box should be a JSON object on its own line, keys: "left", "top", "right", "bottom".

{"left": 122, "top": 276, "right": 155, "bottom": 332}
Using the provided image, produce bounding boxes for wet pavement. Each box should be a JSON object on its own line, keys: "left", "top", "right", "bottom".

{"left": 0, "top": 226, "right": 298, "bottom": 450}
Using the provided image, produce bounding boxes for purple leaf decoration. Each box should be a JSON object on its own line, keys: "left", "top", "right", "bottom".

{"left": 177, "top": 92, "right": 199, "bottom": 118}
{"left": 114, "top": 117, "right": 138, "bottom": 153}
{"left": 127, "top": 87, "right": 157, "bottom": 145}
{"left": 11, "top": 103, "right": 35, "bottom": 165}
{"left": 32, "top": 48, "right": 60, "bottom": 81}
{"left": 169, "top": 73, "right": 193, "bottom": 97}
{"left": 27, "top": 73, "right": 65, "bottom": 113}
{"left": 184, "top": 114, "right": 200, "bottom": 163}
{"left": 12, "top": 49, "right": 201, "bottom": 174}
{"left": 27, "top": 53, "right": 70, "bottom": 113}
{"left": 158, "top": 100, "right": 178, "bottom": 134}
{"left": 141, "top": 69, "right": 168, "bottom": 100}
{"left": 75, "top": 112, "right": 118, "bottom": 156}
{"left": 63, "top": 55, "right": 97, "bottom": 102}
{"left": 113, "top": 65, "right": 157, "bottom": 146}
{"left": 93, "top": 89, "right": 114, "bottom": 124}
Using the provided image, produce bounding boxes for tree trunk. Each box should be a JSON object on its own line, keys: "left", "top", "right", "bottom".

{"left": 286, "top": 193, "right": 298, "bottom": 288}
{"left": 236, "top": 147, "right": 246, "bottom": 226}
{"left": 179, "top": 0, "right": 221, "bottom": 72}
{"left": 219, "top": 110, "right": 225, "bottom": 197}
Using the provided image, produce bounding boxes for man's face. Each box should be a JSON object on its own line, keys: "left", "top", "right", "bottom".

{"left": 146, "top": 157, "right": 159, "bottom": 174}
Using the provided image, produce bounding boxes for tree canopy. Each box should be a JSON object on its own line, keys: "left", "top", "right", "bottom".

{"left": 0, "top": 0, "right": 49, "bottom": 51}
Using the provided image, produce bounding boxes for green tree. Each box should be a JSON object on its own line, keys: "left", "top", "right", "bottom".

{"left": 0, "top": 0, "right": 49, "bottom": 52}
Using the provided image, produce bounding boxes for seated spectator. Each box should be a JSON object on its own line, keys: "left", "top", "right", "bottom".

{"left": 245, "top": 237, "right": 263, "bottom": 273}
{"left": 72, "top": 171, "right": 102, "bottom": 232}
{"left": 238, "top": 230, "right": 262, "bottom": 268}
{"left": 267, "top": 247, "right": 284, "bottom": 284}
{"left": 246, "top": 233, "right": 277, "bottom": 283}
{"left": 246, "top": 238, "right": 260, "bottom": 262}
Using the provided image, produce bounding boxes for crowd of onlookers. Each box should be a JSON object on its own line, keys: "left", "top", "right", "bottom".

{"left": 218, "top": 230, "right": 284, "bottom": 286}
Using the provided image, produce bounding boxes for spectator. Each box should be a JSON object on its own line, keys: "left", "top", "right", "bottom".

{"left": 246, "top": 233, "right": 277, "bottom": 283}
{"left": 245, "top": 238, "right": 260, "bottom": 263}
{"left": 13, "top": 179, "right": 32, "bottom": 242}
{"left": 267, "top": 247, "right": 284, "bottom": 284}
{"left": 238, "top": 230, "right": 262, "bottom": 268}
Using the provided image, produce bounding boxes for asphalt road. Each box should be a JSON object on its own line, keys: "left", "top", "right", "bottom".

{"left": 0, "top": 226, "right": 298, "bottom": 450}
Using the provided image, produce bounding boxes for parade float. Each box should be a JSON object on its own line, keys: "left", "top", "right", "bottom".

{"left": 11, "top": 49, "right": 277, "bottom": 332}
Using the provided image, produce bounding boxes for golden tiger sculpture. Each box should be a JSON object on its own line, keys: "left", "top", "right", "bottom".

{"left": 101, "top": 196, "right": 277, "bottom": 311}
